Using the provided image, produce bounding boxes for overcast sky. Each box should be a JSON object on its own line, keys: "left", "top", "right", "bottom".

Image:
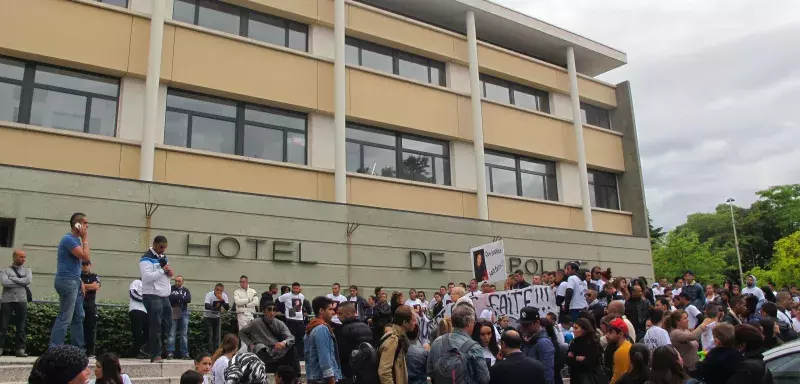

{"left": 495, "top": 0, "right": 800, "bottom": 229}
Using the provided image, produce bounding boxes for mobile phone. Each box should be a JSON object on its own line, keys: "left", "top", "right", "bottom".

{"left": 74, "top": 223, "right": 82, "bottom": 230}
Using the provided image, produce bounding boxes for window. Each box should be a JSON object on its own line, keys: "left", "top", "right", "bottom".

{"left": 346, "top": 124, "right": 450, "bottom": 185}
{"left": 0, "top": 219, "right": 14, "bottom": 247}
{"left": 165, "top": 89, "right": 307, "bottom": 164}
{"left": 173, "top": 0, "right": 308, "bottom": 51}
{"left": 766, "top": 352, "right": 800, "bottom": 383}
{"left": 588, "top": 170, "right": 619, "bottom": 210}
{"left": 480, "top": 74, "right": 550, "bottom": 113}
{"left": 484, "top": 151, "right": 558, "bottom": 201}
{"left": 581, "top": 102, "right": 611, "bottom": 129}
{"left": 0, "top": 56, "right": 119, "bottom": 136}
{"left": 345, "top": 37, "right": 446, "bottom": 86}
{"left": 97, "top": 0, "right": 128, "bottom": 7}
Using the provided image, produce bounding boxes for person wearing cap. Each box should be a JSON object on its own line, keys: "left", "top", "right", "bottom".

{"left": 681, "top": 270, "right": 706, "bottom": 311}
{"left": 517, "top": 307, "right": 556, "bottom": 384}
{"left": 238, "top": 295, "right": 299, "bottom": 375}
{"left": 28, "top": 344, "right": 91, "bottom": 384}
{"left": 606, "top": 317, "right": 632, "bottom": 384}
{"left": 651, "top": 282, "right": 664, "bottom": 296}
{"left": 80, "top": 259, "right": 101, "bottom": 356}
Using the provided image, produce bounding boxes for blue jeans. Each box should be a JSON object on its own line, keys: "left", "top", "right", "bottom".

{"left": 167, "top": 310, "right": 189, "bottom": 357}
{"left": 143, "top": 295, "right": 172, "bottom": 358}
{"left": 49, "top": 277, "right": 85, "bottom": 348}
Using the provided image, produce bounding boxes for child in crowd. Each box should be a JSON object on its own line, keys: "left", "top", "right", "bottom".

{"left": 701, "top": 305, "right": 721, "bottom": 352}
{"left": 194, "top": 352, "right": 213, "bottom": 384}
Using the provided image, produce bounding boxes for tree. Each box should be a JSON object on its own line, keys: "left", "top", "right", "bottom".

{"left": 748, "top": 230, "right": 800, "bottom": 288}
{"left": 401, "top": 155, "right": 432, "bottom": 182}
{"left": 755, "top": 185, "right": 800, "bottom": 235}
{"left": 648, "top": 209, "right": 666, "bottom": 249}
{"left": 652, "top": 229, "right": 729, "bottom": 285}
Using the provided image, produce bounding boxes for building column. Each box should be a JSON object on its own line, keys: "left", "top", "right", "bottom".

{"left": 466, "top": 11, "right": 489, "bottom": 220}
{"left": 566, "top": 46, "right": 593, "bottom": 230}
{"left": 333, "top": 0, "right": 347, "bottom": 204}
{"left": 139, "top": 0, "right": 166, "bottom": 182}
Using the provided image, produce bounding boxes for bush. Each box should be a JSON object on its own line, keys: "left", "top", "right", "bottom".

{"left": 3, "top": 302, "right": 236, "bottom": 357}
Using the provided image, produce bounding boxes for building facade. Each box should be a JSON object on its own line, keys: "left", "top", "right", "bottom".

{"left": 0, "top": 0, "right": 651, "bottom": 300}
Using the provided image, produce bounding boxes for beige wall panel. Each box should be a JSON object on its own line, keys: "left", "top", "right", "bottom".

{"left": 154, "top": 149, "right": 168, "bottom": 182}
{"left": 0, "top": 0, "right": 132, "bottom": 75}
{"left": 229, "top": 0, "right": 319, "bottom": 22}
{"left": 348, "top": 70, "right": 461, "bottom": 138}
{"left": 482, "top": 103, "right": 574, "bottom": 161}
{"left": 569, "top": 208, "right": 586, "bottom": 231}
{"left": 461, "top": 193, "right": 479, "bottom": 219}
{"left": 0, "top": 128, "right": 122, "bottom": 177}
{"left": 347, "top": 6, "right": 455, "bottom": 60}
{"left": 317, "top": 173, "right": 335, "bottom": 202}
{"left": 317, "top": 62, "right": 334, "bottom": 113}
{"left": 119, "top": 145, "right": 142, "bottom": 180}
{"left": 478, "top": 46, "right": 565, "bottom": 92}
{"left": 128, "top": 19, "right": 176, "bottom": 79}
{"left": 578, "top": 77, "right": 617, "bottom": 107}
{"left": 162, "top": 150, "right": 322, "bottom": 200}
{"left": 584, "top": 128, "right": 625, "bottom": 171}
{"left": 317, "top": 0, "right": 335, "bottom": 25}
{"left": 593, "top": 210, "right": 634, "bottom": 236}
{"left": 488, "top": 196, "right": 573, "bottom": 229}
{"left": 170, "top": 28, "right": 319, "bottom": 110}
{"left": 456, "top": 97, "right": 474, "bottom": 141}
{"left": 453, "top": 39, "right": 469, "bottom": 64}
{"left": 349, "top": 177, "right": 467, "bottom": 217}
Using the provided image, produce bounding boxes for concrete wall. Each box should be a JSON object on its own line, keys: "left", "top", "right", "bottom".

{"left": 612, "top": 82, "right": 649, "bottom": 239}
{"left": 0, "top": 165, "right": 652, "bottom": 302}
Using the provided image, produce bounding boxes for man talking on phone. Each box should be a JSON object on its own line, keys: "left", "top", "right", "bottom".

{"left": 140, "top": 235, "right": 173, "bottom": 362}
{"left": 50, "top": 213, "right": 91, "bottom": 348}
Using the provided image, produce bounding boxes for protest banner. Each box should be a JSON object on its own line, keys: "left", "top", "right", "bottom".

{"left": 470, "top": 240, "right": 506, "bottom": 284}
{"left": 427, "top": 285, "right": 558, "bottom": 334}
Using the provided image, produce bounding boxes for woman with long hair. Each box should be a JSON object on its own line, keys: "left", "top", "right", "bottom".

{"left": 616, "top": 344, "right": 650, "bottom": 384}
{"left": 88, "top": 353, "right": 131, "bottom": 384}
{"left": 648, "top": 345, "right": 695, "bottom": 384}
{"left": 193, "top": 352, "right": 212, "bottom": 384}
{"left": 705, "top": 284, "right": 717, "bottom": 306}
{"left": 759, "top": 319, "right": 782, "bottom": 350}
{"left": 667, "top": 310, "right": 712, "bottom": 372}
{"left": 212, "top": 333, "right": 240, "bottom": 384}
{"left": 618, "top": 277, "right": 631, "bottom": 301}
{"left": 390, "top": 291, "right": 405, "bottom": 316}
{"left": 471, "top": 319, "right": 500, "bottom": 368}
{"left": 567, "top": 318, "right": 604, "bottom": 384}
{"left": 732, "top": 284, "right": 741, "bottom": 296}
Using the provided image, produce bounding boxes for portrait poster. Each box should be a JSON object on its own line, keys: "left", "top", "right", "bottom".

{"left": 470, "top": 240, "right": 506, "bottom": 284}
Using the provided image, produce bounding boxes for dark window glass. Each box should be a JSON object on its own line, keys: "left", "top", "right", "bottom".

{"left": 588, "top": 170, "right": 619, "bottom": 209}
{"left": 197, "top": 0, "right": 240, "bottom": 35}
{"left": 174, "top": 0, "right": 308, "bottom": 52}
{"left": 346, "top": 124, "right": 450, "bottom": 185}
{"left": 0, "top": 218, "right": 14, "bottom": 248}
{"left": 165, "top": 90, "right": 307, "bottom": 165}
{"left": 35, "top": 67, "right": 118, "bottom": 97}
{"left": 480, "top": 74, "right": 550, "bottom": 113}
{"left": 581, "top": 102, "right": 611, "bottom": 129}
{"left": 483, "top": 77, "right": 510, "bottom": 104}
{"left": 98, "top": 0, "right": 128, "bottom": 7}
{"left": 0, "top": 83, "right": 21, "bottom": 122}
{"left": 346, "top": 37, "right": 446, "bottom": 86}
{"left": 485, "top": 150, "right": 558, "bottom": 201}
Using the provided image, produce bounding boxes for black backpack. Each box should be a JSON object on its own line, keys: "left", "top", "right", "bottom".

{"left": 350, "top": 341, "right": 379, "bottom": 384}
{"left": 432, "top": 335, "right": 479, "bottom": 384}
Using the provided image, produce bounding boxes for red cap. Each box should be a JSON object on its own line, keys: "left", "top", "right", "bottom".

{"left": 610, "top": 318, "right": 629, "bottom": 335}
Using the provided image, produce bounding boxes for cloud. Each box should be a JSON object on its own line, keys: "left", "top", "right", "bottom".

{"left": 496, "top": 0, "right": 800, "bottom": 228}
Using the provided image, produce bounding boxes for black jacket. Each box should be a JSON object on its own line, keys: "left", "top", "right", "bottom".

{"left": 624, "top": 298, "right": 651, "bottom": 342}
{"left": 490, "top": 352, "right": 546, "bottom": 384}
{"left": 372, "top": 302, "right": 392, "bottom": 330}
{"left": 693, "top": 346, "right": 742, "bottom": 384}
{"left": 727, "top": 350, "right": 774, "bottom": 384}
{"left": 566, "top": 335, "right": 602, "bottom": 379}
{"left": 335, "top": 317, "right": 374, "bottom": 379}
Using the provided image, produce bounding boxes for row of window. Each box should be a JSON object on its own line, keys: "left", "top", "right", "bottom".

{"left": 0, "top": 55, "right": 620, "bottom": 209}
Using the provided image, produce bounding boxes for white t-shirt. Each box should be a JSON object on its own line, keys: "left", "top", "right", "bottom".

{"left": 652, "top": 287, "right": 664, "bottom": 296}
{"left": 567, "top": 275, "right": 588, "bottom": 310}
{"left": 406, "top": 298, "right": 423, "bottom": 310}
{"left": 672, "top": 288, "right": 682, "bottom": 297}
{"left": 556, "top": 281, "right": 568, "bottom": 298}
{"left": 685, "top": 305, "right": 701, "bottom": 329}
{"left": 777, "top": 309, "right": 793, "bottom": 326}
{"left": 701, "top": 322, "right": 717, "bottom": 352}
{"left": 591, "top": 279, "right": 606, "bottom": 291}
{"left": 212, "top": 355, "right": 230, "bottom": 384}
{"left": 204, "top": 292, "right": 229, "bottom": 318}
{"left": 741, "top": 286, "right": 765, "bottom": 301}
{"left": 482, "top": 346, "right": 496, "bottom": 367}
{"left": 793, "top": 318, "right": 800, "bottom": 333}
{"left": 443, "top": 294, "right": 452, "bottom": 305}
{"left": 644, "top": 325, "right": 671, "bottom": 352}
{"left": 129, "top": 280, "right": 146, "bottom": 313}
{"left": 326, "top": 293, "right": 348, "bottom": 313}
{"left": 278, "top": 292, "right": 305, "bottom": 321}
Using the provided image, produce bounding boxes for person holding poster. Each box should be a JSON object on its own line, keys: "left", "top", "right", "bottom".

{"left": 473, "top": 249, "right": 489, "bottom": 282}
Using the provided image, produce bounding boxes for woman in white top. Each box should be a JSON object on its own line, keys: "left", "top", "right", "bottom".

{"left": 471, "top": 319, "right": 500, "bottom": 368}
{"left": 705, "top": 284, "right": 717, "bottom": 305}
{"left": 211, "top": 333, "right": 240, "bottom": 384}
{"left": 87, "top": 353, "right": 133, "bottom": 384}
{"left": 194, "top": 352, "right": 213, "bottom": 384}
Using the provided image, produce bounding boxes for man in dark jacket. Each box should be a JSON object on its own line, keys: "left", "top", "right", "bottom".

{"left": 728, "top": 324, "right": 774, "bottom": 384}
{"left": 347, "top": 285, "right": 369, "bottom": 323}
{"left": 681, "top": 270, "right": 706, "bottom": 311}
{"left": 372, "top": 291, "right": 392, "bottom": 347}
{"left": 239, "top": 296, "right": 298, "bottom": 374}
{"left": 693, "top": 323, "right": 742, "bottom": 384}
{"left": 518, "top": 307, "right": 555, "bottom": 384}
{"left": 491, "top": 330, "right": 546, "bottom": 384}
{"left": 335, "top": 302, "right": 374, "bottom": 384}
{"left": 624, "top": 285, "right": 651, "bottom": 342}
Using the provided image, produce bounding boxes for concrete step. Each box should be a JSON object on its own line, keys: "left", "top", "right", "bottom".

{"left": 6, "top": 374, "right": 302, "bottom": 384}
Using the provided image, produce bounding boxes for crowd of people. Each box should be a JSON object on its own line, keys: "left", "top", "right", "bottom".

{"left": 6, "top": 213, "right": 800, "bottom": 384}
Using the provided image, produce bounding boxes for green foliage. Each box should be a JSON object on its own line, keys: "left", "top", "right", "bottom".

{"left": 648, "top": 209, "right": 666, "bottom": 249}
{"left": 652, "top": 229, "right": 728, "bottom": 285}
{"left": 747, "top": 230, "right": 800, "bottom": 288}
{"left": 2, "top": 302, "right": 236, "bottom": 357}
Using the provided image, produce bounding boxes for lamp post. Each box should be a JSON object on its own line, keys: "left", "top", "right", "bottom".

{"left": 726, "top": 198, "right": 744, "bottom": 284}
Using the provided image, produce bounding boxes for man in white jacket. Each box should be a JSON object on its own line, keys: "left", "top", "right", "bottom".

{"left": 139, "top": 235, "right": 173, "bottom": 363}
{"left": 234, "top": 275, "right": 259, "bottom": 330}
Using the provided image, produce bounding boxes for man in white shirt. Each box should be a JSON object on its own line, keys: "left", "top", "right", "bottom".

{"left": 651, "top": 283, "right": 664, "bottom": 297}
{"left": 139, "top": 236, "right": 173, "bottom": 362}
{"left": 326, "top": 283, "right": 348, "bottom": 324}
{"left": 775, "top": 291, "right": 795, "bottom": 327}
{"left": 234, "top": 275, "right": 259, "bottom": 330}
{"left": 590, "top": 266, "right": 605, "bottom": 292}
{"left": 678, "top": 293, "right": 704, "bottom": 329}
{"left": 643, "top": 308, "right": 671, "bottom": 352}
{"left": 700, "top": 305, "right": 720, "bottom": 352}
{"left": 127, "top": 279, "right": 148, "bottom": 359}
{"left": 741, "top": 274, "right": 766, "bottom": 310}
{"left": 559, "top": 262, "right": 587, "bottom": 322}
{"left": 672, "top": 278, "right": 683, "bottom": 298}
{"left": 442, "top": 282, "right": 455, "bottom": 304}
{"left": 278, "top": 282, "right": 305, "bottom": 360}
{"left": 406, "top": 288, "right": 423, "bottom": 309}
{"left": 203, "top": 283, "right": 230, "bottom": 352}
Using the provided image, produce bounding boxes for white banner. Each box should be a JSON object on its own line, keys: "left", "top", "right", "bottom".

{"left": 427, "top": 285, "right": 558, "bottom": 334}
{"left": 470, "top": 240, "right": 507, "bottom": 284}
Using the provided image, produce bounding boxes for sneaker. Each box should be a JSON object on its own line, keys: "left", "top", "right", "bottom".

{"left": 16, "top": 349, "right": 26, "bottom": 358}
{"left": 150, "top": 356, "right": 163, "bottom": 363}
{"left": 136, "top": 351, "right": 150, "bottom": 360}
{"left": 166, "top": 353, "right": 174, "bottom": 360}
